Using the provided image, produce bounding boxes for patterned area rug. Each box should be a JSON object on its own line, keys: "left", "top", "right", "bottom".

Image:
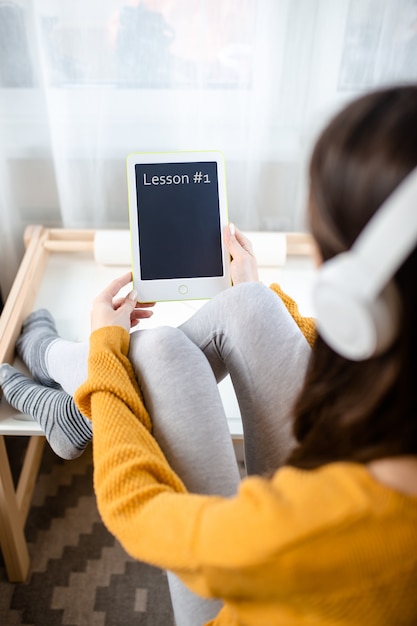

{"left": 0, "top": 438, "right": 175, "bottom": 626}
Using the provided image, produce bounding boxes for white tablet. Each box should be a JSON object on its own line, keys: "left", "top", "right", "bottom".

{"left": 126, "top": 150, "right": 231, "bottom": 302}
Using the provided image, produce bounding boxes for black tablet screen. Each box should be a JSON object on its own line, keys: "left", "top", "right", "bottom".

{"left": 135, "top": 161, "right": 224, "bottom": 280}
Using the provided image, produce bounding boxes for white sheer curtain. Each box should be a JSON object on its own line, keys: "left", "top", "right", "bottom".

{"left": 0, "top": 0, "right": 416, "bottom": 299}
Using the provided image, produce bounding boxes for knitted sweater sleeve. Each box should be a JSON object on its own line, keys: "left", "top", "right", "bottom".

{"left": 269, "top": 282, "right": 317, "bottom": 348}
{"left": 74, "top": 327, "right": 207, "bottom": 579}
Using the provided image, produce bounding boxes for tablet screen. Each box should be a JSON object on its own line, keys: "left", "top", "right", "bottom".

{"left": 135, "top": 160, "right": 223, "bottom": 280}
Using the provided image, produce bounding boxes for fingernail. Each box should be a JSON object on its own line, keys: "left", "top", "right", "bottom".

{"left": 129, "top": 290, "right": 138, "bottom": 302}
{"left": 229, "top": 223, "right": 235, "bottom": 236}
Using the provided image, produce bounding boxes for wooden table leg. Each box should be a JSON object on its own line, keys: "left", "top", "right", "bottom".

{"left": 0, "top": 435, "right": 29, "bottom": 581}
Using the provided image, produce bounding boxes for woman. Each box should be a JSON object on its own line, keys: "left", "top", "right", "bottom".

{"left": 74, "top": 85, "right": 417, "bottom": 623}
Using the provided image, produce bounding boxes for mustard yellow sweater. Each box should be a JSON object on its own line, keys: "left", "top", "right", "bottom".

{"left": 75, "top": 290, "right": 417, "bottom": 626}
{"left": 269, "top": 282, "right": 317, "bottom": 348}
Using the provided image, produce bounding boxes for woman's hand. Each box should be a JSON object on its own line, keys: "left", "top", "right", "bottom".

{"left": 91, "top": 272, "right": 154, "bottom": 333}
{"left": 223, "top": 223, "right": 259, "bottom": 285}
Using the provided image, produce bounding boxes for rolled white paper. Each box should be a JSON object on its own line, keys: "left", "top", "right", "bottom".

{"left": 93, "top": 229, "right": 287, "bottom": 268}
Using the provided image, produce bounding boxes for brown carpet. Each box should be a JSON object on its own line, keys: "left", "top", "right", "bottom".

{"left": 0, "top": 438, "right": 175, "bottom": 626}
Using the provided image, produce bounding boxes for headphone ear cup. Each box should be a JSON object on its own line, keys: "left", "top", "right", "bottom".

{"left": 313, "top": 253, "right": 401, "bottom": 360}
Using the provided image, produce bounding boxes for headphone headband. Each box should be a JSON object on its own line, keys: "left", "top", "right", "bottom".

{"left": 352, "top": 166, "right": 417, "bottom": 297}
{"left": 313, "top": 166, "right": 417, "bottom": 360}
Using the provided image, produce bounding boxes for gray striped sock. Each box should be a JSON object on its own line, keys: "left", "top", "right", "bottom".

{"left": 16, "top": 309, "right": 61, "bottom": 388}
{"left": 0, "top": 364, "right": 92, "bottom": 460}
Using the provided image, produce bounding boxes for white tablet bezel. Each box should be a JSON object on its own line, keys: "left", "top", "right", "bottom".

{"left": 126, "top": 150, "right": 231, "bottom": 302}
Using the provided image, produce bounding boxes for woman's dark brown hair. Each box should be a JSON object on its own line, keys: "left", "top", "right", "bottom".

{"left": 287, "top": 85, "right": 417, "bottom": 469}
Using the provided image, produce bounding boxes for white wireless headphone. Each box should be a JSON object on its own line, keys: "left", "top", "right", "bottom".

{"left": 313, "top": 165, "right": 417, "bottom": 361}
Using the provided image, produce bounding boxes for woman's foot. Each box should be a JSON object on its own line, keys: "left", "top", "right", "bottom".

{"left": 15, "top": 309, "right": 62, "bottom": 388}
{"left": 0, "top": 364, "right": 92, "bottom": 460}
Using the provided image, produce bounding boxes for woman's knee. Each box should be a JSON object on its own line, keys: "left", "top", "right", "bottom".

{"left": 221, "top": 282, "right": 286, "bottom": 328}
{"left": 129, "top": 326, "right": 187, "bottom": 363}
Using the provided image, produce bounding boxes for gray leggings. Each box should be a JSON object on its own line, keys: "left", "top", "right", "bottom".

{"left": 46, "top": 282, "right": 311, "bottom": 625}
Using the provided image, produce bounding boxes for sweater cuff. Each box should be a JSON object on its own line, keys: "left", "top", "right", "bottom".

{"left": 89, "top": 325, "right": 131, "bottom": 358}
{"left": 74, "top": 325, "right": 136, "bottom": 421}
